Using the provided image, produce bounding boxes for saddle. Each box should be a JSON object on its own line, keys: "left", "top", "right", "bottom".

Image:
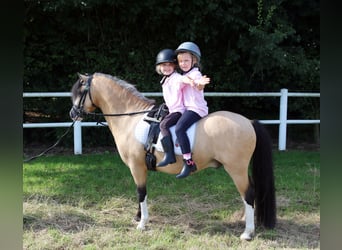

{"left": 136, "top": 104, "right": 198, "bottom": 171}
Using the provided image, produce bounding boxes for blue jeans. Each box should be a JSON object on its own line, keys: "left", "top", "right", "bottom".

{"left": 175, "top": 110, "right": 201, "bottom": 154}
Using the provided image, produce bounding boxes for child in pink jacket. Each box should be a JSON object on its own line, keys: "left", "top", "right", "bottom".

{"left": 155, "top": 49, "right": 185, "bottom": 167}
{"left": 174, "top": 41, "right": 210, "bottom": 178}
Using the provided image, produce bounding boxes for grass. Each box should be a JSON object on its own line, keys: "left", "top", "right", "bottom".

{"left": 23, "top": 150, "right": 320, "bottom": 249}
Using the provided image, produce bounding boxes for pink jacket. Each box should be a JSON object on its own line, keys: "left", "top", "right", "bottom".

{"left": 161, "top": 72, "right": 186, "bottom": 114}
{"left": 182, "top": 67, "right": 208, "bottom": 117}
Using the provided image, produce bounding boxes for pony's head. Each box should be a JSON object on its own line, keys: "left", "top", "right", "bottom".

{"left": 69, "top": 72, "right": 157, "bottom": 121}
{"left": 69, "top": 73, "right": 96, "bottom": 121}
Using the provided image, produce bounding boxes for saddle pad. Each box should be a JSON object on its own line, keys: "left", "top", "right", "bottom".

{"left": 134, "top": 118, "right": 197, "bottom": 155}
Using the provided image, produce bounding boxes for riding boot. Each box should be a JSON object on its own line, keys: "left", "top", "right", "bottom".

{"left": 156, "top": 136, "right": 176, "bottom": 167}
{"left": 176, "top": 158, "right": 197, "bottom": 179}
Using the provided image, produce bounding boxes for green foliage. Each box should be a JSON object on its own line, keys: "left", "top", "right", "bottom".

{"left": 23, "top": 0, "right": 320, "bottom": 146}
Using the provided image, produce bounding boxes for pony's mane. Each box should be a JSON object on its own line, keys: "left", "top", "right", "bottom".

{"left": 94, "top": 73, "right": 155, "bottom": 105}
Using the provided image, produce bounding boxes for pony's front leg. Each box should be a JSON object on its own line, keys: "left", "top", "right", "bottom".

{"left": 135, "top": 186, "right": 149, "bottom": 230}
{"left": 240, "top": 199, "right": 255, "bottom": 240}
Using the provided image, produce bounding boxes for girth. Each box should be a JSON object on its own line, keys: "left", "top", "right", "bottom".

{"left": 143, "top": 103, "right": 169, "bottom": 171}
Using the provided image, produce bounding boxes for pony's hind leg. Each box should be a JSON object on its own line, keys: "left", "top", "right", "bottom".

{"left": 136, "top": 185, "right": 149, "bottom": 230}
{"left": 227, "top": 168, "right": 255, "bottom": 240}
{"left": 240, "top": 183, "right": 255, "bottom": 240}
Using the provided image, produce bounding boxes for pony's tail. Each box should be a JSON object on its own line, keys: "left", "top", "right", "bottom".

{"left": 251, "top": 120, "right": 276, "bottom": 228}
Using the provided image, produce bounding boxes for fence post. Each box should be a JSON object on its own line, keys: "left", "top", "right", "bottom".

{"left": 73, "top": 121, "right": 82, "bottom": 154}
{"left": 279, "top": 88, "right": 288, "bottom": 151}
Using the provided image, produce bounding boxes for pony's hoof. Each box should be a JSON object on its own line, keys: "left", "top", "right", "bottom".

{"left": 136, "top": 223, "right": 145, "bottom": 230}
{"left": 240, "top": 230, "right": 254, "bottom": 241}
{"left": 136, "top": 219, "right": 148, "bottom": 230}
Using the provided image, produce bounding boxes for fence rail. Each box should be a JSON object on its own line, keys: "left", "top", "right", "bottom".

{"left": 23, "top": 88, "right": 320, "bottom": 153}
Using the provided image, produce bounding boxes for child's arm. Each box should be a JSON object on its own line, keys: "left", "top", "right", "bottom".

{"left": 182, "top": 75, "right": 210, "bottom": 90}
{"left": 182, "top": 75, "right": 194, "bottom": 85}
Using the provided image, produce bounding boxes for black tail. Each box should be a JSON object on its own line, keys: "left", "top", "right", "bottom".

{"left": 251, "top": 120, "right": 276, "bottom": 228}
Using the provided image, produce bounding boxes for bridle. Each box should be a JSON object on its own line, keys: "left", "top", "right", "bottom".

{"left": 70, "top": 75, "right": 98, "bottom": 120}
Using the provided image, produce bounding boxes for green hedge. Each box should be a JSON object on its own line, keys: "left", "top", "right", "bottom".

{"left": 23, "top": 0, "right": 320, "bottom": 146}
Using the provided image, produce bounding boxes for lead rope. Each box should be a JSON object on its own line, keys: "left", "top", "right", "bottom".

{"left": 24, "top": 79, "right": 89, "bottom": 163}
{"left": 23, "top": 120, "right": 76, "bottom": 163}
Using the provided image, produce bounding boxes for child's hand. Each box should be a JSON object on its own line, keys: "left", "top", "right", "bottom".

{"left": 198, "top": 75, "right": 210, "bottom": 85}
{"left": 195, "top": 75, "right": 210, "bottom": 90}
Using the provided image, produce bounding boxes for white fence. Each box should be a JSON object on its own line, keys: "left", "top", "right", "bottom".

{"left": 23, "top": 88, "right": 320, "bottom": 153}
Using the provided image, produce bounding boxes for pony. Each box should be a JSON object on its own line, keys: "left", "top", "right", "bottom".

{"left": 69, "top": 72, "right": 276, "bottom": 240}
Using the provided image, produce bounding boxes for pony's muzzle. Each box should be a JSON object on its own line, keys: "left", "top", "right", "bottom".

{"left": 69, "top": 106, "right": 83, "bottom": 121}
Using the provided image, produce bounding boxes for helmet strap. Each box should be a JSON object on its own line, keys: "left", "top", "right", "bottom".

{"left": 160, "top": 75, "right": 171, "bottom": 85}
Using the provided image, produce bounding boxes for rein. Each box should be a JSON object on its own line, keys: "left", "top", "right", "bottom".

{"left": 83, "top": 109, "right": 159, "bottom": 117}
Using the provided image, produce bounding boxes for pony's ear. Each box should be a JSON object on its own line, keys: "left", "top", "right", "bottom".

{"left": 77, "top": 73, "right": 88, "bottom": 82}
{"left": 77, "top": 72, "right": 86, "bottom": 78}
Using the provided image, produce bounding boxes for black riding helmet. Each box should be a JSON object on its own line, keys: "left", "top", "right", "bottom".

{"left": 155, "top": 49, "right": 176, "bottom": 65}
